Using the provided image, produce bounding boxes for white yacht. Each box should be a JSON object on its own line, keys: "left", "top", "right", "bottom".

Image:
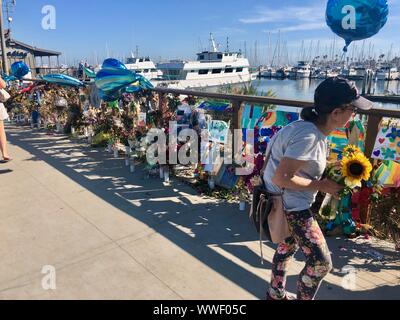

{"left": 288, "top": 61, "right": 311, "bottom": 79}
{"left": 375, "top": 65, "right": 399, "bottom": 81}
{"left": 155, "top": 34, "right": 252, "bottom": 89}
{"left": 125, "top": 55, "right": 163, "bottom": 80}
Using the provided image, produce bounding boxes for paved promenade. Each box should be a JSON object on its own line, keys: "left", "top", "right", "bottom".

{"left": 1, "top": 125, "right": 399, "bottom": 300}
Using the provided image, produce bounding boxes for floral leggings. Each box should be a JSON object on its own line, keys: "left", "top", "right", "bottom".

{"left": 269, "top": 209, "right": 333, "bottom": 300}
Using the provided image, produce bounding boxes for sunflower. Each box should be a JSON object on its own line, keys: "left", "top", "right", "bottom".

{"left": 341, "top": 153, "right": 373, "bottom": 188}
{"left": 343, "top": 145, "right": 362, "bottom": 157}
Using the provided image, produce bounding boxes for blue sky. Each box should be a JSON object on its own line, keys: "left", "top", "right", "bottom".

{"left": 6, "top": 0, "right": 400, "bottom": 66}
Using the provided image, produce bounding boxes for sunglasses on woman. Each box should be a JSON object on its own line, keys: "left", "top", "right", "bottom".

{"left": 342, "top": 104, "right": 358, "bottom": 113}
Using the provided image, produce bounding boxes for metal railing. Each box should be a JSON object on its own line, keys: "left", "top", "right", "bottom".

{"left": 153, "top": 87, "right": 400, "bottom": 159}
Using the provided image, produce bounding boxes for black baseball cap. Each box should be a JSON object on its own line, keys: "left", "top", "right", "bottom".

{"left": 314, "top": 77, "right": 374, "bottom": 113}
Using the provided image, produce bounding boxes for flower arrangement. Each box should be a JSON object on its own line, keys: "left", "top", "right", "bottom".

{"left": 233, "top": 177, "right": 249, "bottom": 201}
{"left": 326, "top": 145, "right": 373, "bottom": 196}
{"left": 320, "top": 145, "right": 374, "bottom": 237}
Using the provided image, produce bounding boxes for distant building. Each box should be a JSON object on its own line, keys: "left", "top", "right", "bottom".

{"left": 1, "top": 30, "right": 62, "bottom": 76}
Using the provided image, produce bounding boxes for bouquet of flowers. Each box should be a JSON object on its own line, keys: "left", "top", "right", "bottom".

{"left": 326, "top": 145, "right": 373, "bottom": 196}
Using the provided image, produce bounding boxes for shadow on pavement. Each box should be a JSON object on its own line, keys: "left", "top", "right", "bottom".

{"left": 7, "top": 126, "right": 400, "bottom": 299}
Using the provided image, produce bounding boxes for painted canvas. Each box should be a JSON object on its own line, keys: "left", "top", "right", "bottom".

{"left": 372, "top": 118, "right": 400, "bottom": 162}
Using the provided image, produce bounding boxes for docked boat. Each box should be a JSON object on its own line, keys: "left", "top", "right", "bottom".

{"left": 340, "top": 67, "right": 357, "bottom": 79}
{"left": 155, "top": 34, "right": 252, "bottom": 89}
{"left": 375, "top": 65, "right": 399, "bottom": 81}
{"left": 259, "top": 67, "right": 273, "bottom": 78}
{"left": 125, "top": 55, "right": 163, "bottom": 80}
{"left": 339, "top": 66, "right": 369, "bottom": 80}
{"left": 275, "top": 67, "right": 288, "bottom": 79}
{"left": 288, "top": 61, "right": 311, "bottom": 79}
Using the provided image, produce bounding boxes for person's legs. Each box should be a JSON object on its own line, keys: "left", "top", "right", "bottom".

{"left": 268, "top": 236, "right": 299, "bottom": 299}
{"left": 0, "top": 120, "right": 10, "bottom": 159}
{"left": 285, "top": 209, "right": 333, "bottom": 300}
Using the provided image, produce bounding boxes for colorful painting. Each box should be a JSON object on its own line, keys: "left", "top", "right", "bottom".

{"left": 327, "top": 127, "right": 349, "bottom": 161}
{"left": 241, "top": 104, "right": 263, "bottom": 130}
{"left": 252, "top": 110, "right": 299, "bottom": 143}
{"left": 372, "top": 119, "right": 400, "bottom": 162}
{"left": 374, "top": 161, "right": 400, "bottom": 187}
{"left": 327, "top": 120, "right": 366, "bottom": 162}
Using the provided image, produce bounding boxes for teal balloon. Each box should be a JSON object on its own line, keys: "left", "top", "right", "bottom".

{"left": 124, "top": 85, "right": 141, "bottom": 93}
{"left": 98, "top": 89, "right": 121, "bottom": 102}
{"left": 83, "top": 67, "right": 96, "bottom": 79}
{"left": 137, "top": 75, "right": 154, "bottom": 90}
{"left": 95, "top": 68, "right": 139, "bottom": 93}
{"left": 11, "top": 61, "right": 30, "bottom": 80}
{"left": 41, "top": 74, "right": 84, "bottom": 87}
{"left": 326, "top": 0, "right": 389, "bottom": 51}
{"left": 2, "top": 74, "right": 17, "bottom": 82}
{"left": 102, "top": 58, "right": 127, "bottom": 70}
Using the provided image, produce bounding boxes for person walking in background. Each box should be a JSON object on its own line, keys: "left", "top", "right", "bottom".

{"left": 0, "top": 76, "right": 12, "bottom": 162}
{"left": 263, "top": 77, "right": 374, "bottom": 300}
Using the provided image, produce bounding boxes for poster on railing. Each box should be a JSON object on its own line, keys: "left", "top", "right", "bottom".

{"left": 208, "top": 120, "right": 230, "bottom": 144}
{"left": 372, "top": 118, "right": 400, "bottom": 162}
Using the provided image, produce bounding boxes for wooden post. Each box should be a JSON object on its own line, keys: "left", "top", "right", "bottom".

{"left": 232, "top": 99, "right": 242, "bottom": 130}
{"left": 364, "top": 114, "right": 382, "bottom": 159}
{"left": 158, "top": 92, "right": 168, "bottom": 127}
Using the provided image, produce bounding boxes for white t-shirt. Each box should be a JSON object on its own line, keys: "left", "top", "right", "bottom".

{"left": 263, "top": 120, "right": 328, "bottom": 212}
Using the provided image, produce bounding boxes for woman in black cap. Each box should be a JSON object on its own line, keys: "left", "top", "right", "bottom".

{"left": 263, "top": 77, "right": 373, "bottom": 300}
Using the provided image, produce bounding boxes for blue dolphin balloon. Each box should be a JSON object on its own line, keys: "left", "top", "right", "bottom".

{"left": 95, "top": 68, "right": 139, "bottom": 93}
{"left": 326, "top": 0, "right": 389, "bottom": 52}
{"left": 136, "top": 75, "right": 154, "bottom": 90}
{"left": 101, "top": 58, "right": 127, "bottom": 70}
{"left": 83, "top": 67, "right": 96, "bottom": 79}
{"left": 40, "top": 74, "right": 84, "bottom": 87}
{"left": 11, "top": 61, "right": 30, "bottom": 80}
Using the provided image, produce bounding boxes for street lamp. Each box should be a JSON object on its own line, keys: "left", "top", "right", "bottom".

{"left": 0, "top": 0, "right": 9, "bottom": 74}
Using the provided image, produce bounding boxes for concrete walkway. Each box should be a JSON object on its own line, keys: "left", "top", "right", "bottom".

{"left": 1, "top": 125, "right": 399, "bottom": 300}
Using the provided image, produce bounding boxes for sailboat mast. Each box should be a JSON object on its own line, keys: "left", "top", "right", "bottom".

{"left": 300, "top": 40, "right": 304, "bottom": 61}
{"left": 277, "top": 30, "right": 281, "bottom": 67}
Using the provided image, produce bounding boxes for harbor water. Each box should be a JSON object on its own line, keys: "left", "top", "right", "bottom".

{"left": 253, "top": 78, "right": 400, "bottom": 110}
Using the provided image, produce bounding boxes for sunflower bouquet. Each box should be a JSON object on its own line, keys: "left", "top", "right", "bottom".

{"left": 326, "top": 145, "right": 373, "bottom": 197}
{"left": 320, "top": 146, "right": 373, "bottom": 234}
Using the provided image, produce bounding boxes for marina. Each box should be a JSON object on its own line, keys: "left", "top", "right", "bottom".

{"left": 1, "top": 0, "right": 400, "bottom": 304}
{"left": 253, "top": 78, "right": 400, "bottom": 110}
